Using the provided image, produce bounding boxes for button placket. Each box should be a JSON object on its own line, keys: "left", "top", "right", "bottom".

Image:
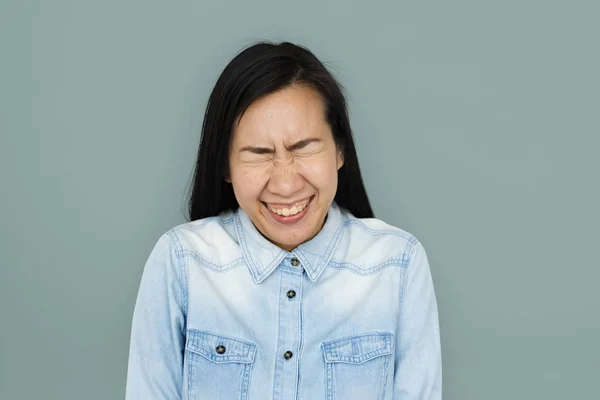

{"left": 271, "top": 261, "right": 303, "bottom": 397}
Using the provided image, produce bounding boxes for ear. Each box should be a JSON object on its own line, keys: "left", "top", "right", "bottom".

{"left": 224, "top": 175, "right": 231, "bottom": 183}
{"left": 336, "top": 149, "right": 344, "bottom": 170}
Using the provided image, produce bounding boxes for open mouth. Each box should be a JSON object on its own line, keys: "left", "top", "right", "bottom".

{"left": 262, "top": 195, "right": 315, "bottom": 222}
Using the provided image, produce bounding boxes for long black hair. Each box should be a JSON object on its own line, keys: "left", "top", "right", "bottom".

{"left": 187, "top": 41, "right": 374, "bottom": 221}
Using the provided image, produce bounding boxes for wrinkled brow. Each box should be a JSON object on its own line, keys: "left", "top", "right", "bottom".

{"left": 238, "top": 138, "right": 321, "bottom": 154}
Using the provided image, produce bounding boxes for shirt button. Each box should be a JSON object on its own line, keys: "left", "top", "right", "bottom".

{"left": 283, "top": 351, "right": 293, "bottom": 360}
{"left": 286, "top": 290, "right": 296, "bottom": 299}
{"left": 290, "top": 258, "right": 300, "bottom": 267}
{"left": 215, "top": 345, "right": 226, "bottom": 354}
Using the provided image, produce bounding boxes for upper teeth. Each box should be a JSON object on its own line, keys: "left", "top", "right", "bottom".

{"left": 267, "top": 202, "right": 309, "bottom": 216}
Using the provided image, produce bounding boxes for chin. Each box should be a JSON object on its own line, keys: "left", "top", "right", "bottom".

{"left": 252, "top": 198, "right": 326, "bottom": 250}
{"left": 268, "top": 229, "right": 312, "bottom": 251}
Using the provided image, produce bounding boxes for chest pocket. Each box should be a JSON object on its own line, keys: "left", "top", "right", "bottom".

{"left": 185, "top": 329, "right": 256, "bottom": 400}
{"left": 321, "top": 332, "right": 393, "bottom": 400}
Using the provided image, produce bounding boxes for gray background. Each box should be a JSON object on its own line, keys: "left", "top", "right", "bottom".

{"left": 1, "top": 0, "right": 598, "bottom": 399}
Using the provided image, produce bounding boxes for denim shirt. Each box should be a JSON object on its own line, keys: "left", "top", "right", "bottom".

{"left": 125, "top": 202, "right": 442, "bottom": 400}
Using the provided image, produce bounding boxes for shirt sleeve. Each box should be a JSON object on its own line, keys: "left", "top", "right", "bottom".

{"left": 125, "top": 230, "right": 187, "bottom": 400}
{"left": 393, "top": 239, "right": 442, "bottom": 399}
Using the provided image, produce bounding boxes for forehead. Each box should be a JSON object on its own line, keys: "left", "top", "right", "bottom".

{"left": 233, "top": 84, "right": 330, "bottom": 144}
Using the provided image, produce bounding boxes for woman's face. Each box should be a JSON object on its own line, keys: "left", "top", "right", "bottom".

{"left": 228, "top": 84, "right": 343, "bottom": 251}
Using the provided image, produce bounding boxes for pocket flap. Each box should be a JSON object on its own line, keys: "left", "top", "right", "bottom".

{"left": 322, "top": 332, "right": 392, "bottom": 364}
{"left": 186, "top": 329, "right": 256, "bottom": 364}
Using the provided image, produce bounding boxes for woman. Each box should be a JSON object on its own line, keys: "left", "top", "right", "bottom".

{"left": 126, "top": 41, "right": 442, "bottom": 400}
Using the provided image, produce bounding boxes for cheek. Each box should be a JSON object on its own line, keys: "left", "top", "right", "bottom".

{"left": 231, "top": 167, "right": 270, "bottom": 200}
{"left": 296, "top": 157, "right": 339, "bottom": 189}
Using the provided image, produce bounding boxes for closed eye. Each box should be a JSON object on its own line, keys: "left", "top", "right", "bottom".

{"left": 239, "top": 146, "right": 274, "bottom": 155}
{"left": 238, "top": 138, "right": 321, "bottom": 156}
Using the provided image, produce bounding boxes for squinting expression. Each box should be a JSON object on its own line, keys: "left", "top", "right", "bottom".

{"left": 227, "top": 84, "right": 344, "bottom": 251}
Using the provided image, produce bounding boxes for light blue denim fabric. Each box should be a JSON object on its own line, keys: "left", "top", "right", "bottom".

{"left": 125, "top": 202, "right": 442, "bottom": 399}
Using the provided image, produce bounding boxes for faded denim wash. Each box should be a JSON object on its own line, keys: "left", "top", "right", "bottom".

{"left": 125, "top": 202, "right": 442, "bottom": 399}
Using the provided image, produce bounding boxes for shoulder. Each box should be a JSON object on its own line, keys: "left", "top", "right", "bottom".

{"left": 332, "top": 211, "right": 421, "bottom": 274}
{"left": 169, "top": 210, "right": 236, "bottom": 245}
{"left": 159, "top": 211, "right": 242, "bottom": 269}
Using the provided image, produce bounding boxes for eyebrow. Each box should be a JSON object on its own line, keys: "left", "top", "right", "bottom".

{"left": 239, "top": 138, "right": 321, "bottom": 154}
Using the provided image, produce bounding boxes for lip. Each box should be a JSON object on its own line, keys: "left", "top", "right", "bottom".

{"left": 262, "top": 196, "right": 313, "bottom": 209}
{"left": 262, "top": 195, "right": 315, "bottom": 225}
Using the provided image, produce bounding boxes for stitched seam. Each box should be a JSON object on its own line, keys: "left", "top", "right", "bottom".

{"left": 191, "top": 350, "right": 254, "bottom": 363}
{"left": 325, "top": 362, "right": 335, "bottom": 400}
{"left": 312, "top": 216, "right": 345, "bottom": 281}
{"left": 241, "top": 362, "right": 254, "bottom": 400}
{"left": 167, "top": 229, "right": 188, "bottom": 326}
{"left": 379, "top": 353, "right": 391, "bottom": 400}
{"left": 182, "top": 215, "right": 233, "bottom": 231}
{"left": 180, "top": 250, "right": 245, "bottom": 272}
{"left": 182, "top": 217, "right": 213, "bottom": 231}
{"left": 238, "top": 364, "right": 245, "bottom": 400}
{"left": 323, "top": 220, "right": 344, "bottom": 266}
{"left": 328, "top": 259, "right": 406, "bottom": 275}
{"left": 322, "top": 332, "right": 390, "bottom": 346}
{"left": 398, "top": 240, "right": 420, "bottom": 316}
{"left": 344, "top": 219, "right": 418, "bottom": 241}
{"left": 324, "top": 349, "right": 391, "bottom": 364}
{"left": 187, "top": 329, "right": 257, "bottom": 347}
{"left": 295, "top": 273, "right": 305, "bottom": 400}
{"left": 235, "top": 213, "right": 261, "bottom": 281}
{"left": 262, "top": 250, "right": 286, "bottom": 281}
{"left": 187, "top": 351, "right": 194, "bottom": 400}
{"left": 271, "top": 268, "right": 284, "bottom": 399}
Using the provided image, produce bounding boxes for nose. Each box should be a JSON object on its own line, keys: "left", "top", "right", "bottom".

{"left": 267, "top": 156, "right": 304, "bottom": 197}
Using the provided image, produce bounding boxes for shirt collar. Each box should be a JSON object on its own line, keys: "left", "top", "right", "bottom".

{"left": 233, "top": 202, "right": 345, "bottom": 284}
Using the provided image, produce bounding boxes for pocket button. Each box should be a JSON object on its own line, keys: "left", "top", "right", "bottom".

{"left": 215, "top": 345, "right": 226, "bottom": 354}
